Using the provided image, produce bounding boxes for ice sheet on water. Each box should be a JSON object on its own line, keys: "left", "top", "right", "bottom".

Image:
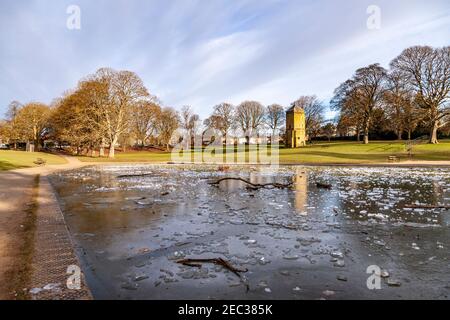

{"left": 48, "top": 164, "right": 450, "bottom": 299}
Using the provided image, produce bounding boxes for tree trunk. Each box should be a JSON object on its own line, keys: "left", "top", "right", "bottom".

{"left": 429, "top": 121, "right": 439, "bottom": 144}
{"left": 108, "top": 137, "right": 117, "bottom": 158}
{"left": 99, "top": 138, "right": 105, "bottom": 157}
{"left": 407, "top": 130, "right": 411, "bottom": 141}
{"left": 397, "top": 130, "right": 402, "bottom": 140}
{"left": 363, "top": 134, "right": 369, "bottom": 144}
{"left": 363, "top": 119, "right": 370, "bottom": 144}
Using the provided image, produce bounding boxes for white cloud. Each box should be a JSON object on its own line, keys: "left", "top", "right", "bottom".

{"left": 0, "top": 0, "right": 449, "bottom": 119}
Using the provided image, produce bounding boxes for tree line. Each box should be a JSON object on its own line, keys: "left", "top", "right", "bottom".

{"left": 0, "top": 68, "right": 328, "bottom": 158}
{"left": 0, "top": 45, "right": 449, "bottom": 158}
{"left": 332, "top": 45, "right": 450, "bottom": 144}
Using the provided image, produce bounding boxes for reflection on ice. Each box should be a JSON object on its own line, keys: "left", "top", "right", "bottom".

{"left": 50, "top": 165, "right": 450, "bottom": 299}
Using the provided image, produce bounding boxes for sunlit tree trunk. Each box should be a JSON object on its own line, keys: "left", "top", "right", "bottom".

{"left": 363, "top": 119, "right": 370, "bottom": 144}
{"left": 109, "top": 137, "right": 117, "bottom": 158}
{"left": 430, "top": 120, "right": 439, "bottom": 144}
{"left": 99, "top": 138, "right": 105, "bottom": 157}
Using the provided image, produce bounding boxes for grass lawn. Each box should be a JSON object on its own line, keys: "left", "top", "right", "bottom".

{"left": 0, "top": 150, "right": 68, "bottom": 171}
{"left": 76, "top": 140, "right": 450, "bottom": 164}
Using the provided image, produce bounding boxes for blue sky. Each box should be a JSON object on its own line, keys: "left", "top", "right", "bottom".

{"left": 0, "top": 0, "right": 449, "bottom": 119}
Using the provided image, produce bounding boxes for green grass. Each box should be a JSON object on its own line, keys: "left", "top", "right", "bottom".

{"left": 76, "top": 140, "right": 450, "bottom": 164}
{"left": 0, "top": 150, "right": 68, "bottom": 171}
{"left": 278, "top": 140, "right": 450, "bottom": 163}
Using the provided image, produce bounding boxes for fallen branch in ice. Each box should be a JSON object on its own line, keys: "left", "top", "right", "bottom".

{"left": 117, "top": 173, "right": 154, "bottom": 178}
{"left": 265, "top": 221, "right": 298, "bottom": 230}
{"left": 404, "top": 204, "right": 450, "bottom": 210}
{"left": 177, "top": 257, "right": 248, "bottom": 273}
{"left": 176, "top": 257, "right": 249, "bottom": 291}
{"left": 208, "top": 177, "right": 292, "bottom": 190}
{"left": 316, "top": 182, "right": 332, "bottom": 189}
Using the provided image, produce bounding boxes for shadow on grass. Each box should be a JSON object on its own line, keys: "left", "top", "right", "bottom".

{"left": 0, "top": 160, "right": 26, "bottom": 171}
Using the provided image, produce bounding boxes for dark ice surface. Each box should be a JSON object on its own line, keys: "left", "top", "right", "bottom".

{"left": 49, "top": 165, "right": 450, "bottom": 299}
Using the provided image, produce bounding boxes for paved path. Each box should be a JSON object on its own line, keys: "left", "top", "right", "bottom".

{"left": 28, "top": 176, "right": 91, "bottom": 299}
{"left": 0, "top": 169, "right": 35, "bottom": 298}
{"left": 0, "top": 156, "right": 91, "bottom": 299}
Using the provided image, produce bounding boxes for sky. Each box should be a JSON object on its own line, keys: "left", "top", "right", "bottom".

{"left": 0, "top": 0, "right": 449, "bottom": 120}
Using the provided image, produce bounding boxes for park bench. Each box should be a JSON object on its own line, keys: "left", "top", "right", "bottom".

{"left": 387, "top": 156, "right": 399, "bottom": 162}
{"left": 33, "top": 158, "right": 47, "bottom": 166}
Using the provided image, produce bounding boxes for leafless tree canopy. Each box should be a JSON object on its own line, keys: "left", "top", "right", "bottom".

{"left": 235, "top": 101, "right": 265, "bottom": 142}
{"left": 291, "top": 95, "right": 325, "bottom": 140}
{"left": 131, "top": 100, "right": 161, "bottom": 147}
{"left": 92, "top": 68, "right": 150, "bottom": 157}
{"left": 390, "top": 46, "right": 450, "bottom": 143}
{"left": 157, "top": 107, "right": 181, "bottom": 150}
{"left": 2, "top": 45, "right": 449, "bottom": 152}
{"left": 383, "top": 71, "right": 419, "bottom": 140}
{"left": 265, "top": 104, "right": 285, "bottom": 137}
{"left": 331, "top": 64, "right": 387, "bottom": 144}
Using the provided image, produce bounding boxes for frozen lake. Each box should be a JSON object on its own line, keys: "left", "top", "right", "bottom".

{"left": 49, "top": 165, "right": 450, "bottom": 299}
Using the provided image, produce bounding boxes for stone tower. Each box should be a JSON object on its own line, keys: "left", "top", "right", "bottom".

{"left": 286, "top": 106, "right": 306, "bottom": 148}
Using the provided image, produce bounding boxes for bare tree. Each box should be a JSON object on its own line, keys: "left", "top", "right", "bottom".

{"left": 235, "top": 101, "right": 265, "bottom": 143}
{"left": 402, "top": 98, "right": 421, "bottom": 140}
{"left": 321, "top": 123, "right": 336, "bottom": 141}
{"left": 157, "top": 107, "right": 180, "bottom": 150}
{"left": 3, "top": 101, "right": 23, "bottom": 149}
{"left": 211, "top": 103, "right": 235, "bottom": 145}
{"left": 383, "top": 72, "right": 422, "bottom": 141}
{"left": 383, "top": 71, "right": 410, "bottom": 140}
{"left": 331, "top": 64, "right": 387, "bottom": 144}
{"left": 336, "top": 101, "right": 364, "bottom": 140}
{"left": 180, "top": 105, "right": 200, "bottom": 148}
{"left": 93, "top": 68, "right": 150, "bottom": 158}
{"left": 131, "top": 100, "right": 161, "bottom": 147}
{"left": 6, "top": 101, "right": 22, "bottom": 120}
{"left": 14, "top": 102, "right": 51, "bottom": 150}
{"left": 50, "top": 80, "right": 108, "bottom": 155}
{"left": 265, "top": 104, "right": 285, "bottom": 138}
{"left": 390, "top": 46, "right": 450, "bottom": 143}
{"left": 180, "top": 106, "right": 194, "bottom": 133}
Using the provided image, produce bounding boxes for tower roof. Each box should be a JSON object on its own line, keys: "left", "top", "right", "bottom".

{"left": 286, "top": 105, "right": 305, "bottom": 113}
